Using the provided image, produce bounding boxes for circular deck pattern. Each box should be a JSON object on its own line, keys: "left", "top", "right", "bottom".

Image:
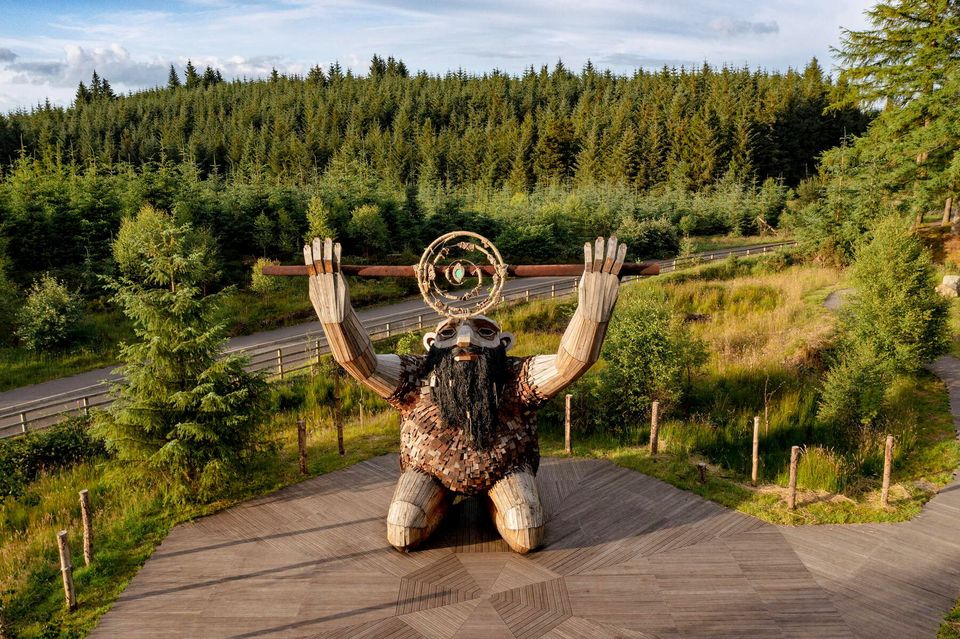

{"left": 91, "top": 451, "right": 960, "bottom": 639}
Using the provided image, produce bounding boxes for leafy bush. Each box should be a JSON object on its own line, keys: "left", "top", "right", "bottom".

{"left": 598, "top": 291, "right": 707, "bottom": 430}
{"left": 817, "top": 343, "right": 889, "bottom": 433}
{"left": 250, "top": 257, "right": 280, "bottom": 294}
{"left": 15, "top": 274, "right": 82, "bottom": 351}
{"left": 616, "top": 216, "right": 680, "bottom": 260}
{"left": 0, "top": 417, "right": 105, "bottom": 499}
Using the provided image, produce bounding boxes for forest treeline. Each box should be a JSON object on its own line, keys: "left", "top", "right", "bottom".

{"left": 0, "top": 58, "right": 867, "bottom": 189}
{"left": 0, "top": 57, "right": 867, "bottom": 297}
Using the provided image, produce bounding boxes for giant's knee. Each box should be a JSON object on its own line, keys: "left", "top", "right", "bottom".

{"left": 386, "top": 500, "right": 429, "bottom": 552}
{"left": 498, "top": 502, "right": 544, "bottom": 553}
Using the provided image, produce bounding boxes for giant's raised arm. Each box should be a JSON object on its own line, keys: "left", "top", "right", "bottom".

{"left": 525, "top": 237, "right": 627, "bottom": 401}
{"left": 304, "top": 238, "right": 406, "bottom": 399}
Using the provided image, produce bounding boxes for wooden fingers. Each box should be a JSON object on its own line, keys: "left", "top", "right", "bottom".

{"left": 592, "top": 237, "right": 604, "bottom": 272}
{"left": 613, "top": 242, "right": 627, "bottom": 276}
{"left": 602, "top": 236, "right": 617, "bottom": 273}
{"left": 583, "top": 242, "right": 593, "bottom": 273}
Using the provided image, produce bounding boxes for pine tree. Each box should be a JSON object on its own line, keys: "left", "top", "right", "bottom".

{"left": 167, "top": 65, "right": 182, "bottom": 89}
{"left": 95, "top": 205, "right": 266, "bottom": 499}
{"left": 184, "top": 60, "right": 200, "bottom": 89}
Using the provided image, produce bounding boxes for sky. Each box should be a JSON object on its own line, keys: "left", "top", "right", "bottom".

{"left": 0, "top": 0, "right": 875, "bottom": 113}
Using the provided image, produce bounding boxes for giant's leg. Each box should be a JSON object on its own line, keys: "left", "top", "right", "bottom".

{"left": 387, "top": 470, "right": 451, "bottom": 552}
{"left": 487, "top": 470, "right": 545, "bottom": 554}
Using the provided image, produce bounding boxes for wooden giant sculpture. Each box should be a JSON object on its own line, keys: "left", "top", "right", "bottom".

{"left": 303, "top": 233, "right": 627, "bottom": 553}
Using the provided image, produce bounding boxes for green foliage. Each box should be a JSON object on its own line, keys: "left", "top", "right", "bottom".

{"left": 305, "top": 195, "right": 336, "bottom": 241}
{"left": 250, "top": 257, "right": 280, "bottom": 294}
{"left": 347, "top": 203, "right": 389, "bottom": 257}
{"left": 844, "top": 216, "right": 949, "bottom": 375}
{"left": 0, "top": 417, "right": 104, "bottom": 499}
{"left": 394, "top": 332, "right": 423, "bottom": 356}
{"left": 818, "top": 343, "right": 890, "bottom": 432}
{"left": 95, "top": 206, "right": 268, "bottom": 501}
{"left": 599, "top": 291, "right": 707, "bottom": 429}
{"left": 15, "top": 274, "right": 82, "bottom": 351}
{"left": 615, "top": 216, "right": 679, "bottom": 260}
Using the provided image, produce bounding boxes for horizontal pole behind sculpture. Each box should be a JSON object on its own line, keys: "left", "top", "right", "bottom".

{"left": 261, "top": 261, "right": 660, "bottom": 278}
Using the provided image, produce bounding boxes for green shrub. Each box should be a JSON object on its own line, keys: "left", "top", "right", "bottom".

{"left": 817, "top": 343, "right": 889, "bottom": 434}
{"left": 616, "top": 216, "right": 680, "bottom": 260}
{"left": 0, "top": 417, "right": 105, "bottom": 499}
{"left": 15, "top": 274, "right": 82, "bottom": 351}
{"left": 598, "top": 291, "right": 707, "bottom": 432}
{"left": 250, "top": 257, "right": 281, "bottom": 294}
{"left": 842, "top": 216, "right": 948, "bottom": 375}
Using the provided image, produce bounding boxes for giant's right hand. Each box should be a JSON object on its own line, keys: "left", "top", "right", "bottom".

{"left": 303, "top": 237, "right": 350, "bottom": 324}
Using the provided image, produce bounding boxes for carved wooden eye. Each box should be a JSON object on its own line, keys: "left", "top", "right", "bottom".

{"left": 438, "top": 326, "right": 456, "bottom": 339}
{"left": 477, "top": 326, "right": 496, "bottom": 339}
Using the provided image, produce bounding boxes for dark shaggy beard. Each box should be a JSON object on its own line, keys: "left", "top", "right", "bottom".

{"left": 421, "top": 344, "right": 509, "bottom": 449}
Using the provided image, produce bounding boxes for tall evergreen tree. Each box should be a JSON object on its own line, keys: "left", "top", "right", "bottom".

{"left": 167, "top": 65, "right": 181, "bottom": 89}
{"left": 95, "top": 205, "right": 266, "bottom": 499}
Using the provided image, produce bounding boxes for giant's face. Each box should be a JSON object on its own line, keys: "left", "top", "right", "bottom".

{"left": 420, "top": 315, "right": 513, "bottom": 448}
{"left": 423, "top": 315, "right": 514, "bottom": 361}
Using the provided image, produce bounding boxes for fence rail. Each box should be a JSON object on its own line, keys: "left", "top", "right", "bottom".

{"left": 0, "top": 240, "right": 794, "bottom": 439}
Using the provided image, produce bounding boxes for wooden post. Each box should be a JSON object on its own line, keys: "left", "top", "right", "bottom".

{"left": 81, "top": 396, "right": 90, "bottom": 416}
{"left": 79, "top": 490, "right": 93, "bottom": 566}
{"left": 787, "top": 446, "right": 800, "bottom": 510}
{"left": 525, "top": 289, "right": 530, "bottom": 302}
{"left": 942, "top": 196, "right": 953, "bottom": 226}
{"left": 550, "top": 283, "right": 555, "bottom": 298}
{"left": 359, "top": 401, "right": 365, "bottom": 431}
{"left": 297, "top": 418, "right": 308, "bottom": 475}
{"left": 386, "top": 322, "right": 391, "bottom": 337}
{"left": 333, "top": 372, "right": 344, "bottom": 456}
{"left": 19, "top": 412, "right": 27, "bottom": 434}
{"left": 315, "top": 340, "right": 321, "bottom": 367}
{"left": 751, "top": 415, "right": 760, "bottom": 486}
{"left": 881, "top": 435, "right": 894, "bottom": 507}
{"left": 276, "top": 349, "right": 284, "bottom": 380}
{"left": 649, "top": 400, "right": 660, "bottom": 455}
{"left": 57, "top": 531, "right": 76, "bottom": 611}
{"left": 417, "top": 314, "right": 423, "bottom": 329}
{"left": 697, "top": 462, "right": 707, "bottom": 484}
{"left": 564, "top": 394, "right": 572, "bottom": 455}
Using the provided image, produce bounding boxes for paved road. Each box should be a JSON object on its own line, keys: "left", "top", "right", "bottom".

{"left": 0, "top": 275, "right": 573, "bottom": 411}
{"left": 90, "top": 356, "right": 960, "bottom": 638}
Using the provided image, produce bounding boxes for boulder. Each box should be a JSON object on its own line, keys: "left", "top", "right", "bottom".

{"left": 936, "top": 274, "right": 960, "bottom": 297}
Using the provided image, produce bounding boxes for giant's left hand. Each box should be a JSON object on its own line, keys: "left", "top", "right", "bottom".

{"left": 577, "top": 236, "right": 627, "bottom": 322}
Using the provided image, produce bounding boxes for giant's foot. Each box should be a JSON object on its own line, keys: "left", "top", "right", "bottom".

{"left": 487, "top": 470, "right": 544, "bottom": 553}
{"left": 386, "top": 469, "right": 450, "bottom": 552}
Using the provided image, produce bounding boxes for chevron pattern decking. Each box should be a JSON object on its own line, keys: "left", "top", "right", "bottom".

{"left": 89, "top": 442, "right": 960, "bottom": 638}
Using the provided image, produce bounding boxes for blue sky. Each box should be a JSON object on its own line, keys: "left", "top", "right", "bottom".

{"left": 0, "top": 0, "right": 874, "bottom": 113}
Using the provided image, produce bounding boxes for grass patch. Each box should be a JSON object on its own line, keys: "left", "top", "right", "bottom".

{"left": 0, "top": 395, "right": 400, "bottom": 638}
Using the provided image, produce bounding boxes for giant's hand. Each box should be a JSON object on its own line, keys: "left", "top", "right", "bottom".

{"left": 303, "top": 237, "right": 350, "bottom": 324}
{"left": 577, "top": 236, "right": 627, "bottom": 322}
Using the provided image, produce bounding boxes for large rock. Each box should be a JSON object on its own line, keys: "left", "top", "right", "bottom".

{"left": 936, "top": 275, "right": 960, "bottom": 298}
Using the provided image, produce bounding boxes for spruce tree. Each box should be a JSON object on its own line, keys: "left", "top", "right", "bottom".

{"left": 184, "top": 60, "right": 200, "bottom": 89}
{"left": 167, "top": 64, "right": 181, "bottom": 89}
{"left": 95, "top": 205, "right": 266, "bottom": 499}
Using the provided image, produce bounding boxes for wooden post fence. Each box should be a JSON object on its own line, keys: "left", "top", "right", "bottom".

{"left": 564, "top": 394, "right": 572, "bottom": 455}
{"left": 333, "top": 372, "right": 344, "bottom": 456}
{"left": 649, "top": 400, "right": 660, "bottom": 455}
{"left": 751, "top": 415, "right": 760, "bottom": 486}
{"left": 57, "top": 530, "right": 76, "bottom": 611}
{"left": 276, "top": 349, "right": 284, "bottom": 380}
{"left": 297, "top": 418, "right": 308, "bottom": 475}
{"left": 943, "top": 196, "right": 953, "bottom": 226}
{"left": 697, "top": 462, "right": 707, "bottom": 484}
{"left": 881, "top": 435, "right": 894, "bottom": 507}
{"left": 787, "top": 446, "right": 800, "bottom": 510}
{"left": 79, "top": 490, "right": 93, "bottom": 566}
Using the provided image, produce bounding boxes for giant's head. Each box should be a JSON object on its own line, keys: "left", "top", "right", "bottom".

{"left": 421, "top": 316, "right": 515, "bottom": 448}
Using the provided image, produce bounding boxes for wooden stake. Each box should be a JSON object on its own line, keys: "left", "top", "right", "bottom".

{"left": 333, "top": 371, "right": 344, "bottom": 456}
{"left": 881, "top": 435, "right": 894, "bottom": 507}
{"left": 297, "top": 418, "right": 308, "bottom": 475}
{"left": 787, "top": 446, "right": 800, "bottom": 510}
{"left": 649, "top": 400, "right": 660, "bottom": 455}
{"left": 57, "top": 530, "right": 76, "bottom": 611}
{"left": 359, "top": 401, "right": 365, "bottom": 432}
{"left": 276, "top": 349, "right": 284, "bottom": 380}
{"left": 564, "top": 394, "right": 572, "bottom": 455}
{"left": 943, "top": 196, "right": 953, "bottom": 226}
{"left": 79, "top": 490, "right": 93, "bottom": 566}
{"left": 697, "top": 462, "right": 707, "bottom": 484}
{"left": 751, "top": 415, "right": 760, "bottom": 486}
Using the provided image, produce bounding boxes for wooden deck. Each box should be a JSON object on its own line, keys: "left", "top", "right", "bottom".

{"left": 90, "top": 355, "right": 960, "bottom": 638}
{"left": 89, "top": 451, "right": 959, "bottom": 639}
